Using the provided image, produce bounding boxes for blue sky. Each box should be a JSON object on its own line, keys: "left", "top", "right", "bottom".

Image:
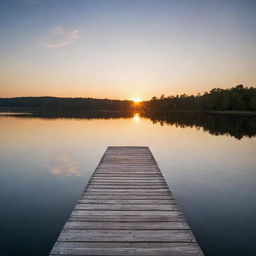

{"left": 0, "top": 0, "right": 255, "bottom": 99}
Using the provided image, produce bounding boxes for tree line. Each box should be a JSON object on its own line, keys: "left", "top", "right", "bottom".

{"left": 145, "top": 85, "right": 256, "bottom": 112}
{"left": 0, "top": 97, "right": 133, "bottom": 111}
{"left": 0, "top": 85, "right": 255, "bottom": 112}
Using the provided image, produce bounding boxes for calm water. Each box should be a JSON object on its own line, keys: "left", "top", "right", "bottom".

{"left": 0, "top": 111, "right": 256, "bottom": 256}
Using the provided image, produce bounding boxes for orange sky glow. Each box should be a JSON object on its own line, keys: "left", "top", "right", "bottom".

{"left": 0, "top": 0, "right": 255, "bottom": 100}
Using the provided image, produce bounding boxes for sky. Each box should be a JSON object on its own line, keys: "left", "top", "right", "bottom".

{"left": 0, "top": 0, "right": 255, "bottom": 100}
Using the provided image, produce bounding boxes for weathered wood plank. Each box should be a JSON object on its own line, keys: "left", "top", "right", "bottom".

{"left": 50, "top": 242, "right": 203, "bottom": 256}
{"left": 77, "top": 199, "right": 176, "bottom": 204}
{"left": 56, "top": 230, "right": 196, "bottom": 242}
{"left": 83, "top": 191, "right": 171, "bottom": 195}
{"left": 88, "top": 185, "right": 167, "bottom": 189}
{"left": 51, "top": 241, "right": 199, "bottom": 249}
{"left": 81, "top": 195, "right": 174, "bottom": 200}
{"left": 63, "top": 221, "right": 189, "bottom": 230}
{"left": 50, "top": 146, "right": 204, "bottom": 256}
{"left": 86, "top": 188, "right": 170, "bottom": 192}
{"left": 94, "top": 172, "right": 161, "bottom": 175}
{"left": 68, "top": 215, "right": 185, "bottom": 222}
{"left": 90, "top": 180, "right": 166, "bottom": 183}
{"left": 91, "top": 177, "right": 165, "bottom": 181}
{"left": 74, "top": 204, "right": 180, "bottom": 211}
{"left": 71, "top": 210, "right": 181, "bottom": 216}
{"left": 90, "top": 182, "right": 167, "bottom": 186}
{"left": 94, "top": 173, "right": 163, "bottom": 177}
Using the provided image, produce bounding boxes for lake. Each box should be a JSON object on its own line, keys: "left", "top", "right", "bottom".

{"left": 0, "top": 110, "right": 256, "bottom": 256}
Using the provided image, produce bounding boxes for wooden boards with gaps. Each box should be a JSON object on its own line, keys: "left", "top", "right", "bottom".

{"left": 50, "top": 146, "right": 204, "bottom": 256}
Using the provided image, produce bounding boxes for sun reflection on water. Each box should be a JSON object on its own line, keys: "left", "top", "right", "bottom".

{"left": 133, "top": 113, "right": 140, "bottom": 122}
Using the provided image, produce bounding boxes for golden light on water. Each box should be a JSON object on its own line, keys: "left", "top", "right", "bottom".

{"left": 133, "top": 113, "right": 140, "bottom": 122}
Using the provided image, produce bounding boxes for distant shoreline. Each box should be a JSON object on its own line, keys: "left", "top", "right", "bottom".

{"left": 148, "top": 110, "right": 256, "bottom": 115}
{"left": 205, "top": 110, "right": 256, "bottom": 115}
{"left": 0, "top": 106, "right": 256, "bottom": 116}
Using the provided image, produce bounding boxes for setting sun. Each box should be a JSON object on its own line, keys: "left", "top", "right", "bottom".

{"left": 133, "top": 99, "right": 142, "bottom": 103}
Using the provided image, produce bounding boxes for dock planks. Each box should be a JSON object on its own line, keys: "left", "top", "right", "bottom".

{"left": 50, "top": 146, "right": 204, "bottom": 256}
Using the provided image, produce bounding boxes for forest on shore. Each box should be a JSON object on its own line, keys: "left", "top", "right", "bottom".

{"left": 0, "top": 85, "right": 255, "bottom": 112}
{"left": 146, "top": 85, "right": 256, "bottom": 112}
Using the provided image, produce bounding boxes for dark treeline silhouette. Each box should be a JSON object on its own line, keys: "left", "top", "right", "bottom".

{"left": 21, "top": 109, "right": 134, "bottom": 119}
{"left": 145, "top": 85, "right": 256, "bottom": 112}
{"left": 143, "top": 112, "right": 256, "bottom": 140}
{"left": 0, "top": 85, "right": 255, "bottom": 112}
{"left": 0, "top": 97, "right": 133, "bottom": 111}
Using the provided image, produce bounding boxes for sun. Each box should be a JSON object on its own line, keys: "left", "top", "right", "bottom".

{"left": 133, "top": 98, "right": 142, "bottom": 103}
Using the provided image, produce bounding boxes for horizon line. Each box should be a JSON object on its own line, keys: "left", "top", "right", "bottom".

{"left": 0, "top": 84, "right": 255, "bottom": 101}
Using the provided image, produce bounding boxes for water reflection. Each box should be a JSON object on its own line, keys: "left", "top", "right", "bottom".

{"left": 1, "top": 108, "right": 256, "bottom": 139}
{"left": 45, "top": 156, "right": 80, "bottom": 176}
{"left": 143, "top": 112, "right": 256, "bottom": 140}
{"left": 133, "top": 113, "right": 140, "bottom": 122}
{"left": 0, "top": 112, "right": 256, "bottom": 256}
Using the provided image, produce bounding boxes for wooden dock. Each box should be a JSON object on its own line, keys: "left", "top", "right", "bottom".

{"left": 50, "top": 146, "right": 204, "bottom": 256}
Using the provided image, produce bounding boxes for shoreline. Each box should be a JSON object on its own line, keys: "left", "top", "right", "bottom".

{"left": 0, "top": 107, "right": 256, "bottom": 116}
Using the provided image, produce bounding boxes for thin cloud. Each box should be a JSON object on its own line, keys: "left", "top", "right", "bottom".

{"left": 43, "top": 27, "right": 81, "bottom": 48}
{"left": 69, "top": 29, "right": 80, "bottom": 39}
{"left": 46, "top": 41, "right": 71, "bottom": 48}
